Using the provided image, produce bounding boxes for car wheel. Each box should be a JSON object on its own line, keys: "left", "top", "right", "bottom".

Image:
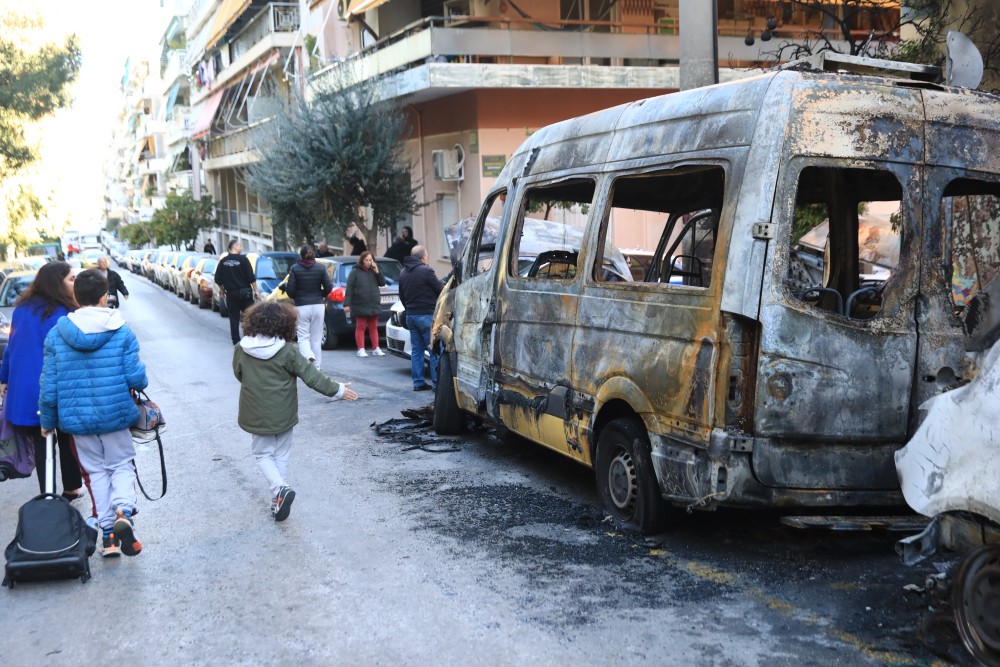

{"left": 219, "top": 297, "right": 228, "bottom": 318}
{"left": 433, "top": 353, "right": 465, "bottom": 434}
{"left": 595, "top": 418, "right": 670, "bottom": 535}
{"left": 198, "top": 292, "right": 209, "bottom": 309}
{"left": 321, "top": 321, "right": 337, "bottom": 350}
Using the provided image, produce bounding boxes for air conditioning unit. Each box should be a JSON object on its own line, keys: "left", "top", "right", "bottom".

{"left": 432, "top": 145, "right": 465, "bottom": 181}
{"left": 443, "top": 0, "right": 473, "bottom": 22}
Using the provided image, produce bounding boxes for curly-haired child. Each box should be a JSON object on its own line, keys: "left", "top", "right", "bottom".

{"left": 233, "top": 300, "right": 357, "bottom": 521}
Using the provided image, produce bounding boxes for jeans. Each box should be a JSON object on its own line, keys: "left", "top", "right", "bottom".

{"left": 408, "top": 314, "right": 438, "bottom": 389}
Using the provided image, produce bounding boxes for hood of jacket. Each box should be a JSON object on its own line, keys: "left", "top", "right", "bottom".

{"left": 297, "top": 258, "right": 315, "bottom": 269}
{"left": 239, "top": 335, "right": 285, "bottom": 360}
{"left": 57, "top": 307, "right": 125, "bottom": 351}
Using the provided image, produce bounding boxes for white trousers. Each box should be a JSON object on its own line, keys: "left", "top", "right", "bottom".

{"left": 74, "top": 429, "right": 137, "bottom": 531}
{"left": 296, "top": 304, "right": 325, "bottom": 369}
{"left": 251, "top": 428, "right": 294, "bottom": 497}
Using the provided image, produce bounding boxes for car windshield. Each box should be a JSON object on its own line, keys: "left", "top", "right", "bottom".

{"left": 0, "top": 276, "right": 33, "bottom": 307}
{"left": 202, "top": 258, "right": 218, "bottom": 273}
{"left": 338, "top": 260, "right": 402, "bottom": 285}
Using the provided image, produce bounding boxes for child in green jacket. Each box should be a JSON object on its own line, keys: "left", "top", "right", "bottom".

{"left": 233, "top": 301, "right": 357, "bottom": 521}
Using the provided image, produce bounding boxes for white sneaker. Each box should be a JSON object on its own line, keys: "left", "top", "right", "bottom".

{"left": 357, "top": 349, "right": 368, "bottom": 357}
{"left": 372, "top": 347, "right": 386, "bottom": 356}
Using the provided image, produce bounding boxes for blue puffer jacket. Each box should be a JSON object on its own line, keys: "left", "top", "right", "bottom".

{"left": 39, "top": 308, "right": 148, "bottom": 435}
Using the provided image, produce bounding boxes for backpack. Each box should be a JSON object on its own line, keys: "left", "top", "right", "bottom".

{"left": 3, "top": 493, "right": 98, "bottom": 588}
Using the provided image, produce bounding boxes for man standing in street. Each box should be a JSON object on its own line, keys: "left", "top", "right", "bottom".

{"left": 97, "top": 256, "right": 129, "bottom": 308}
{"left": 316, "top": 242, "right": 335, "bottom": 258}
{"left": 398, "top": 245, "right": 443, "bottom": 391}
{"left": 215, "top": 240, "right": 260, "bottom": 345}
{"left": 203, "top": 240, "right": 217, "bottom": 255}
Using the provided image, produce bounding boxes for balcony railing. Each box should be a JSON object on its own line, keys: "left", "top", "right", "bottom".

{"left": 311, "top": 13, "right": 897, "bottom": 91}
{"left": 206, "top": 122, "right": 269, "bottom": 160}
{"left": 229, "top": 3, "right": 299, "bottom": 64}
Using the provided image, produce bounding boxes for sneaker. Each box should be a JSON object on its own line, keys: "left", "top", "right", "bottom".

{"left": 413, "top": 384, "right": 432, "bottom": 391}
{"left": 273, "top": 485, "right": 296, "bottom": 522}
{"left": 101, "top": 531, "right": 121, "bottom": 559}
{"left": 113, "top": 510, "right": 142, "bottom": 556}
{"left": 372, "top": 347, "right": 386, "bottom": 356}
{"left": 357, "top": 349, "right": 368, "bottom": 358}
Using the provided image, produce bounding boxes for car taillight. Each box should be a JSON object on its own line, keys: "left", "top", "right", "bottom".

{"left": 328, "top": 286, "right": 345, "bottom": 302}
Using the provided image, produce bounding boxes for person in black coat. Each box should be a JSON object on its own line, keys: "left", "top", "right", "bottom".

{"left": 398, "top": 245, "right": 443, "bottom": 390}
{"left": 97, "top": 256, "right": 129, "bottom": 308}
{"left": 384, "top": 226, "right": 417, "bottom": 263}
{"left": 214, "top": 240, "right": 260, "bottom": 345}
{"left": 203, "top": 240, "right": 217, "bottom": 255}
{"left": 346, "top": 224, "right": 368, "bottom": 256}
{"left": 284, "top": 244, "right": 333, "bottom": 369}
{"left": 345, "top": 251, "right": 385, "bottom": 357}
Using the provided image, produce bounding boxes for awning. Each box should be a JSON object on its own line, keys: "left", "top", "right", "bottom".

{"left": 192, "top": 89, "right": 225, "bottom": 140}
{"left": 206, "top": 0, "right": 252, "bottom": 51}
{"left": 165, "top": 81, "right": 182, "bottom": 118}
{"left": 342, "top": 0, "right": 393, "bottom": 18}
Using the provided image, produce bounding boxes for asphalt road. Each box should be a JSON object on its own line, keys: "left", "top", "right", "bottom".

{"left": 0, "top": 265, "right": 962, "bottom": 666}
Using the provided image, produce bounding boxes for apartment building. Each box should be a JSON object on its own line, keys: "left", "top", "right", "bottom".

{"left": 166, "top": 0, "right": 898, "bottom": 271}
{"left": 105, "top": 58, "right": 168, "bottom": 226}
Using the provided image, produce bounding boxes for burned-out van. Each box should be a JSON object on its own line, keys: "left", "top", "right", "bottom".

{"left": 431, "top": 53, "right": 1000, "bottom": 535}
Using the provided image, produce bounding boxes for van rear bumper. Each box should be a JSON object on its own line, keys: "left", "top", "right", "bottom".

{"left": 650, "top": 430, "right": 905, "bottom": 511}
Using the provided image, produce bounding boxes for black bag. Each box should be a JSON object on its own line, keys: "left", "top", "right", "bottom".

{"left": 2, "top": 493, "right": 97, "bottom": 587}
{"left": 2, "top": 433, "right": 97, "bottom": 588}
{"left": 238, "top": 286, "right": 254, "bottom": 301}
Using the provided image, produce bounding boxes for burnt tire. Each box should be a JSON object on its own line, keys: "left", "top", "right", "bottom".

{"left": 433, "top": 353, "right": 465, "bottom": 435}
{"left": 595, "top": 418, "right": 669, "bottom": 535}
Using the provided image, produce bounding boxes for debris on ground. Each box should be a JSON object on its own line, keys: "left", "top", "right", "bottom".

{"left": 372, "top": 408, "right": 461, "bottom": 453}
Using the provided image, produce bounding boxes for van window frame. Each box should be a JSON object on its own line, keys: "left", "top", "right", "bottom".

{"left": 506, "top": 176, "right": 599, "bottom": 284}
{"left": 589, "top": 160, "right": 730, "bottom": 293}
{"left": 775, "top": 157, "right": 911, "bottom": 324}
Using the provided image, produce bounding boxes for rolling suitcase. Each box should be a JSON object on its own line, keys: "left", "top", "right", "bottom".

{"left": 3, "top": 432, "right": 97, "bottom": 588}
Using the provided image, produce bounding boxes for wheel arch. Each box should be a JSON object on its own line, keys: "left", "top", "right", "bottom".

{"left": 590, "top": 375, "right": 655, "bottom": 461}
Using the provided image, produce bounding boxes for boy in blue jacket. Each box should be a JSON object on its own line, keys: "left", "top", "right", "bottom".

{"left": 39, "top": 269, "right": 149, "bottom": 558}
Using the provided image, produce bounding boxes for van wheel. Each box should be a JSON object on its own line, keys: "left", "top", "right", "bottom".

{"left": 433, "top": 353, "right": 465, "bottom": 434}
{"left": 595, "top": 419, "right": 669, "bottom": 535}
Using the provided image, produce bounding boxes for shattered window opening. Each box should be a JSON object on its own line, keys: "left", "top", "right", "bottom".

{"left": 509, "top": 179, "right": 596, "bottom": 280}
{"left": 785, "top": 166, "right": 902, "bottom": 320}
{"left": 595, "top": 165, "right": 725, "bottom": 287}
{"left": 467, "top": 191, "right": 506, "bottom": 278}
{"left": 942, "top": 178, "right": 1000, "bottom": 309}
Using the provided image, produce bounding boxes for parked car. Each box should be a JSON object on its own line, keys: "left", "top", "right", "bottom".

{"left": 187, "top": 256, "right": 219, "bottom": 309}
{"left": 267, "top": 256, "right": 403, "bottom": 349}
{"left": 173, "top": 253, "right": 208, "bottom": 299}
{"left": 0, "top": 269, "right": 38, "bottom": 357}
{"left": 79, "top": 249, "right": 103, "bottom": 269}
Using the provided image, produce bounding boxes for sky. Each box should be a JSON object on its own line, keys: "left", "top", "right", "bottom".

{"left": 7, "top": 0, "right": 176, "bottom": 236}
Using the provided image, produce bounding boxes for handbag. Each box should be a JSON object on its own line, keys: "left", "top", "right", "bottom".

{"left": 131, "top": 389, "right": 164, "bottom": 432}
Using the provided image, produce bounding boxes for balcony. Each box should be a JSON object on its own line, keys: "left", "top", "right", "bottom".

{"left": 166, "top": 111, "right": 193, "bottom": 146}
{"left": 205, "top": 121, "right": 270, "bottom": 164}
{"left": 229, "top": 3, "right": 299, "bottom": 64}
{"left": 162, "top": 48, "right": 189, "bottom": 90}
{"left": 311, "top": 12, "right": 893, "bottom": 102}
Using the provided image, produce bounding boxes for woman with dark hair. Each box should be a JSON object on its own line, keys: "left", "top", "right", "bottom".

{"left": 0, "top": 261, "right": 84, "bottom": 499}
{"left": 284, "top": 243, "right": 332, "bottom": 369}
{"left": 384, "top": 226, "right": 417, "bottom": 263}
{"left": 345, "top": 250, "right": 386, "bottom": 357}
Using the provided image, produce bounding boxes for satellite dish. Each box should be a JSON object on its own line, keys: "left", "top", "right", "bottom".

{"left": 946, "top": 31, "right": 983, "bottom": 89}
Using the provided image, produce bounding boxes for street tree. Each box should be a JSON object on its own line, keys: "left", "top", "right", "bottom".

{"left": 755, "top": 0, "right": 1000, "bottom": 88}
{"left": 246, "top": 75, "right": 419, "bottom": 248}
{"left": 0, "top": 8, "right": 80, "bottom": 257}
{"left": 0, "top": 9, "right": 81, "bottom": 181}
{"left": 148, "top": 190, "right": 216, "bottom": 249}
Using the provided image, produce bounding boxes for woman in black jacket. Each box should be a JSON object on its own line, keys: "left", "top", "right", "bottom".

{"left": 344, "top": 251, "right": 386, "bottom": 357}
{"left": 285, "top": 244, "right": 332, "bottom": 369}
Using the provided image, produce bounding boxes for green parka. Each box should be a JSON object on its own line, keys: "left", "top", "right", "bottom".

{"left": 233, "top": 339, "right": 343, "bottom": 435}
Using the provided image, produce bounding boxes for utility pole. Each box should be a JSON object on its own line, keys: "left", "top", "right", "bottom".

{"left": 679, "top": 0, "right": 719, "bottom": 90}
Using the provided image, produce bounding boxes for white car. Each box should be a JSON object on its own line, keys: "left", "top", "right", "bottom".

{"left": 386, "top": 300, "right": 430, "bottom": 367}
